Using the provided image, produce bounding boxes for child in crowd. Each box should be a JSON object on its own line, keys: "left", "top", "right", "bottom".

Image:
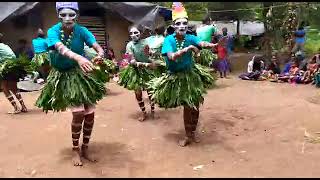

{"left": 217, "top": 37, "right": 229, "bottom": 78}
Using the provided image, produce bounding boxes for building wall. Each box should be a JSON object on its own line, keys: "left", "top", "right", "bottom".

{"left": 105, "top": 11, "right": 131, "bottom": 59}
{"left": 0, "top": 9, "right": 41, "bottom": 51}
{"left": 41, "top": 2, "right": 58, "bottom": 33}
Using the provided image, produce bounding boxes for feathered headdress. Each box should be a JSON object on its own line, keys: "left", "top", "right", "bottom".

{"left": 172, "top": 2, "right": 188, "bottom": 22}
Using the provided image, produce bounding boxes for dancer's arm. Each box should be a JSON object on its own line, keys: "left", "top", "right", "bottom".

{"left": 55, "top": 42, "right": 94, "bottom": 73}
{"left": 198, "top": 41, "right": 218, "bottom": 49}
{"left": 92, "top": 43, "right": 105, "bottom": 58}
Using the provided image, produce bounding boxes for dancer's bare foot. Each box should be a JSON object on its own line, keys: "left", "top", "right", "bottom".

{"left": 81, "top": 145, "right": 98, "bottom": 162}
{"left": 138, "top": 112, "right": 147, "bottom": 122}
{"left": 178, "top": 137, "right": 192, "bottom": 147}
{"left": 21, "top": 106, "right": 28, "bottom": 113}
{"left": 8, "top": 107, "right": 20, "bottom": 114}
{"left": 72, "top": 148, "right": 83, "bottom": 166}
{"left": 192, "top": 132, "right": 201, "bottom": 143}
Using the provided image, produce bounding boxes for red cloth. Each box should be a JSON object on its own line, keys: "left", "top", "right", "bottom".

{"left": 217, "top": 45, "right": 227, "bottom": 60}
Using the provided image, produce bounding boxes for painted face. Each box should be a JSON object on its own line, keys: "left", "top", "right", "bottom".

{"left": 174, "top": 18, "right": 188, "bottom": 36}
{"left": 58, "top": 8, "right": 77, "bottom": 29}
{"left": 129, "top": 27, "right": 140, "bottom": 42}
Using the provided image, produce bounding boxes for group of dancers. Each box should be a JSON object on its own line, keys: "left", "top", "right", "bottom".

{"left": 0, "top": 2, "right": 218, "bottom": 166}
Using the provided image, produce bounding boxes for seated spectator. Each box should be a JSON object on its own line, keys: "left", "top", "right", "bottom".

{"left": 239, "top": 55, "right": 265, "bottom": 81}
{"left": 261, "top": 54, "right": 281, "bottom": 81}
{"left": 301, "top": 57, "right": 318, "bottom": 84}
{"left": 282, "top": 53, "right": 296, "bottom": 74}
{"left": 278, "top": 59, "right": 300, "bottom": 83}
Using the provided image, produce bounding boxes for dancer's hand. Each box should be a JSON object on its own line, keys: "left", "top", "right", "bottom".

{"left": 76, "top": 55, "right": 94, "bottom": 73}
{"left": 92, "top": 56, "right": 104, "bottom": 65}
{"left": 130, "top": 59, "right": 137, "bottom": 66}
{"left": 188, "top": 45, "right": 200, "bottom": 54}
{"left": 147, "top": 62, "right": 157, "bottom": 69}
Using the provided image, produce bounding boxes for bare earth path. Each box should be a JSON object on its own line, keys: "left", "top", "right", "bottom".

{"left": 0, "top": 76, "right": 320, "bottom": 177}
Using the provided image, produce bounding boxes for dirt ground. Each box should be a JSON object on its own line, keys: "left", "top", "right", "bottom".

{"left": 1, "top": 72, "right": 320, "bottom": 178}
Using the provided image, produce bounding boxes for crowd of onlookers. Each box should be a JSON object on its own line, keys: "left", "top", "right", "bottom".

{"left": 239, "top": 50, "right": 320, "bottom": 88}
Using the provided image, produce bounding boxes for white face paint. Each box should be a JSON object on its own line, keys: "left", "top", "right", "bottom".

{"left": 58, "top": 8, "right": 77, "bottom": 29}
{"left": 174, "top": 18, "right": 188, "bottom": 36}
{"left": 129, "top": 27, "right": 141, "bottom": 42}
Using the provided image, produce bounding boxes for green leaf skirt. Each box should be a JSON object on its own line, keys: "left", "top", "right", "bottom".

{"left": 0, "top": 55, "right": 32, "bottom": 81}
{"left": 147, "top": 66, "right": 208, "bottom": 109}
{"left": 31, "top": 52, "right": 50, "bottom": 70}
{"left": 193, "top": 63, "right": 217, "bottom": 89}
{"left": 36, "top": 67, "right": 106, "bottom": 113}
{"left": 118, "top": 65, "right": 156, "bottom": 91}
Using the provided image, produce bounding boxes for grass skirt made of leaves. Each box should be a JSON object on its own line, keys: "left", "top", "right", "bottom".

{"left": 36, "top": 67, "right": 106, "bottom": 113}
{"left": 118, "top": 65, "right": 156, "bottom": 91}
{"left": 194, "top": 49, "right": 217, "bottom": 67}
{"left": 193, "top": 63, "right": 217, "bottom": 89}
{"left": 0, "top": 55, "right": 32, "bottom": 81}
{"left": 151, "top": 55, "right": 167, "bottom": 78}
{"left": 147, "top": 67, "right": 206, "bottom": 109}
{"left": 31, "top": 52, "right": 50, "bottom": 70}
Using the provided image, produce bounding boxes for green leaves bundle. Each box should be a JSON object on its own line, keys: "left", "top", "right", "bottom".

{"left": 31, "top": 52, "right": 50, "bottom": 71}
{"left": 0, "top": 55, "right": 32, "bottom": 80}
{"left": 193, "top": 63, "right": 217, "bottom": 89}
{"left": 147, "top": 69, "right": 206, "bottom": 109}
{"left": 195, "top": 49, "right": 217, "bottom": 67}
{"left": 118, "top": 65, "right": 154, "bottom": 91}
{"left": 91, "top": 59, "right": 116, "bottom": 83}
{"left": 36, "top": 68, "right": 106, "bottom": 113}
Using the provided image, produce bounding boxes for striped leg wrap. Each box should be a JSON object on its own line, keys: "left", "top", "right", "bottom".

{"left": 82, "top": 113, "right": 94, "bottom": 147}
{"left": 15, "top": 92, "right": 25, "bottom": 106}
{"left": 147, "top": 91, "right": 155, "bottom": 112}
{"left": 137, "top": 100, "right": 146, "bottom": 113}
{"left": 6, "top": 95, "right": 17, "bottom": 107}
{"left": 71, "top": 112, "right": 85, "bottom": 149}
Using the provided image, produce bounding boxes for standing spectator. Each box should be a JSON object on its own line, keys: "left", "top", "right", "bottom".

{"left": 291, "top": 24, "right": 306, "bottom": 54}
{"left": 217, "top": 37, "right": 229, "bottom": 78}
{"left": 220, "top": 27, "right": 234, "bottom": 72}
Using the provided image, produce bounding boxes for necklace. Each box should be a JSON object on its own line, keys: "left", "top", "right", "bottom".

{"left": 60, "top": 29, "right": 74, "bottom": 48}
{"left": 174, "top": 36, "right": 185, "bottom": 51}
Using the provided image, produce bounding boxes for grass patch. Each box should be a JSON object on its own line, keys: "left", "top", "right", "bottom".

{"left": 305, "top": 27, "right": 320, "bottom": 55}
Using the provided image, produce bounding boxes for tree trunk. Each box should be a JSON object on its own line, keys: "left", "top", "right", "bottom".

{"left": 262, "top": 2, "right": 273, "bottom": 61}
{"left": 236, "top": 18, "right": 240, "bottom": 36}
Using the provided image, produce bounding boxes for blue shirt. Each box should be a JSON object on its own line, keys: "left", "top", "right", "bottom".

{"left": 295, "top": 29, "right": 305, "bottom": 44}
{"left": 32, "top": 37, "right": 48, "bottom": 53}
{"left": 282, "top": 62, "right": 292, "bottom": 74}
{"left": 47, "top": 22, "right": 96, "bottom": 71}
{"left": 162, "top": 33, "right": 201, "bottom": 73}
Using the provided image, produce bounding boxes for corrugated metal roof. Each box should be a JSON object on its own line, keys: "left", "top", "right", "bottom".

{"left": 0, "top": 2, "right": 26, "bottom": 22}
